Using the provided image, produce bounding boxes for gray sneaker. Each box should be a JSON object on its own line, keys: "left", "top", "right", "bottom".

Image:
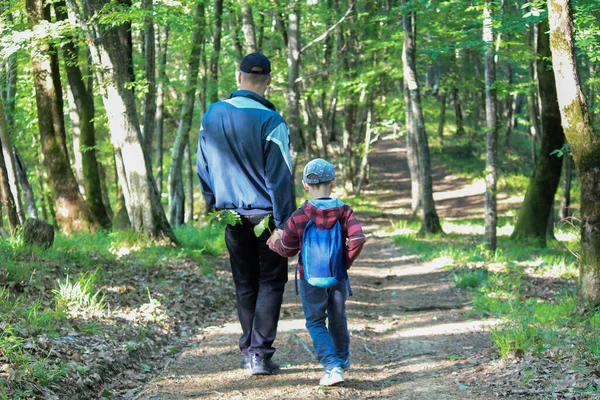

{"left": 319, "top": 367, "right": 344, "bottom": 386}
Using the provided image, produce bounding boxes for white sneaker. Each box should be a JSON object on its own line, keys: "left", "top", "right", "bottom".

{"left": 319, "top": 367, "right": 344, "bottom": 386}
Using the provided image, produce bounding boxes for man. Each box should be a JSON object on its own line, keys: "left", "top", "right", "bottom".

{"left": 196, "top": 53, "right": 295, "bottom": 375}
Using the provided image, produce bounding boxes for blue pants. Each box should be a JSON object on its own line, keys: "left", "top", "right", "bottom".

{"left": 300, "top": 279, "right": 350, "bottom": 370}
{"left": 225, "top": 215, "right": 288, "bottom": 359}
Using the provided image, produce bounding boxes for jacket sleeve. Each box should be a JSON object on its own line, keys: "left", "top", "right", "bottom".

{"left": 196, "top": 125, "right": 216, "bottom": 209}
{"left": 273, "top": 214, "right": 301, "bottom": 258}
{"left": 264, "top": 121, "right": 296, "bottom": 228}
{"left": 342, "top": 207, "right": 366, "bottom": 269}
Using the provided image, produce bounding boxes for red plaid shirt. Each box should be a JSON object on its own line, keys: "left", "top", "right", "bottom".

{"left": 273, "top": 199, "right": 366, "bottom": 279}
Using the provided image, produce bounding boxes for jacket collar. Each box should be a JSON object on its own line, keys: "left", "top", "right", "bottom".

{"left": 228, "top": 90, "right": 276, "bottom": 111}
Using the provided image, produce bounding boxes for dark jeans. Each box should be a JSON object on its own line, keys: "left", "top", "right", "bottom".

{"left": 300, "top": 279, "right": 350, "bottom": 370}
{"left": 225, "top": 215, "right": 288, "bottom": 359}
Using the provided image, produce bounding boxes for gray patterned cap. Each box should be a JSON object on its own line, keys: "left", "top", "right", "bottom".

{"left": 303, "top": 158, "right": 336, "bottom": 184}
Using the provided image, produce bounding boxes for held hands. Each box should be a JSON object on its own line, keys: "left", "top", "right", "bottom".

{"left": 267, "top": 228, "right": 283, "bottom": 251}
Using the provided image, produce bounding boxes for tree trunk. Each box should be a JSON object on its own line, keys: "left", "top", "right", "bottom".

{"left": 510, "top": 18, "right": 565, "bottom": 245}
{"left": 286, "top": 1, "right": 303, "bottom": 154}
{"left": 559, "top": 153, "right": 572, "bottom": 220}
{"left": 0, "top": 100, "right": 20, "bottom": 233}
{"left": 14, "top": 150, "right": 38, "bottom": 219}
{"left": 241, "top": 1, "right": 256, "bottom": 53}
{"left": 209, "top": 0, "right": 223, "bottom": 104}
{"left": 402, "top": 1, "right": 441, "bottom": 235}
{"left": 155, "top": 24, "right": 169, "bottom": 196}
{"left": 404, "top": 75, "right": 421, "bottom": 216}
{"left": 504, "top": 63, "right": 516, "bottom": 147}
{"left": 57, "top": 1, "right": 112, "bottom": 228}
{"left": 228, "top": 5, "right": 244, "bottom": 64}
{"left": 483, "top": 1, "right": 498, "bottom": 251}
{"left": 73, "top": 0, "right": 176, "bottom": 242}
{"left": 27, "top": 0, "right": 100, "bottom": 234}
{"left": 548, "top": 0, "right": 600, "bottom": 306}
{"left": 142, "top": 0, "right": 156, "bottom": 165}
{"left": 437, "top": 91, "right": 446, "bottom": 146}
{"left": 168, "top": 0, "right": 205, "bottom": 226}
{"left": 355, "top": 102, "right": 374, "bottom": 196}
{"left": 184, "top": 143, "right": 194, "bottom": 224}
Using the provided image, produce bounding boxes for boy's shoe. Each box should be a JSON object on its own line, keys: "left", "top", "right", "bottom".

{"left": 340, "top": 359, "right": 351, "bottom": 370}
{"left": 249, "top": 354, "right": 280, "bottom": 375}
{"left": 241, "top": 356, "right": 251, "bottom": 370}
{"left": 319, "top": 367, "right": 344, "bottom": 386}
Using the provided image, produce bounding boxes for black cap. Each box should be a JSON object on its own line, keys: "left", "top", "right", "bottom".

{"left": 240, "top": 53, "right": 271, "bottom": 75}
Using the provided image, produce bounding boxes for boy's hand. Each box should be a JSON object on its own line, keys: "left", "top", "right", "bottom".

{"left": 267, "top": 229, "right": 283, "bottom": 250}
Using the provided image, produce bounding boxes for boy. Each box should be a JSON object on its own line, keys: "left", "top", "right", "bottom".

{"left": 267, "top": 158, "right": 366, "bottom": 386}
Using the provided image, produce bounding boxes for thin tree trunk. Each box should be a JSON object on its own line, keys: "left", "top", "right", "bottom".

{"left": 14, "top": 149, "right": 38, "bottom": 219}
{"left": 437, "top": 91, "right": 446, "bottom": 146}
{"left": 228, "top": 5, "right": 244, "bottom": 64}
{"left": 209, "top": 0, "right": 223, "bottom": 104}
{"left": 510, "top": 18, "right": 565, "bottom": 245}
{"left": 142, "top": 0, "right": 156, "bottom": 165}
{"left": 504, "top": 63, "right": 516, "bottom": 147}
{"left": 168, "top": 0, "right": 205, "bottom": 226}
{"left": 27, "top": 0, "right": 100, "bottom": 234}
{"left": 548, "top": 0, "right": 600, "bottom": 306}
{"left": 559, "top": 153, "right": 572, "bottom": 220}
{"left": 241, "top": 1, "right": 256, "bottom": 53}
{"left": 184, "top": 143, "right": 193, "bottom": 224}
{"left": 286, "top": 1, "right": 303, "bottom": 154}
{"left": 72, "top": 0, "right": 176, "bottom": 242}
{"left": 57, "top": 1, "right": 112, "bottom": 228}
{"left": 155, "top": 24, "right": 169, "bottom": 196}
{"left": 0, "top": 100, "right": 19, "bottom": 233}
{"left": 483, "top": 1, "right": 498, "bottom": 251}
{"left": 403, "top": 1, "right": 441, "bottom": 234}
{"left": 355, "top": 102, "right": 374, "bottom": 196}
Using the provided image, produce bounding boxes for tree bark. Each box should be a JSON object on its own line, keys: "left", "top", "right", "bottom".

{"left": 209, "top": 0, "right": 223, "bottom": 104}
{"left": 483, "top": 1, "right": 498, "bottom": 251}
{"left": 0, "top": 100, "right": 19, "bottom": 233}
{"left": 155, "top": 24, "right": 169, "bottom": 196}
{"left": 437, "top": 91, "right": 446, "bottom": 146}
{"left": 286, "top": 1, "right": 303, "bottom": 154}
{"left": 184, "top": 143, "right": 194, "bottom": 224}
{"left": 241, "top": 1, "right": 256, "bottom": 53}
{"left": 142, "top": 0, "right": 156, "bottom": 166}
{"left": 548, "top": 0, "right": 600, "bottom": 306}
{"left": 57, "top": 1, "right": 112, "bottom": 228}
{"left": 72, "top": 0, "right": 176, "bottom": 242}
{"left": 559, "top": 153, "right": 572, "bottom": 220}
{"left": 168, "top": 0, "right": 205, "bottom": 226}
{"left": 402, "top": 1, "right": 441, "bottom": 234}
{"left": 27, "top": 0, "right": 100, "bottom": 234}
{"left": 510, "top": 18, "right": 565, "bottom": 245}
{"left": 14, "top": 150, "right": 38, "bottom": 219}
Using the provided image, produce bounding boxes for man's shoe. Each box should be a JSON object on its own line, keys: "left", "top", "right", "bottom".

{"left": 249, "top": 355, "right": 279, "bottom": 375}
{"left": 319, "top": 367, "right": 344, "bottom": 386}
{"left": 241, "top": 356, "right": 251, "bottom": 370}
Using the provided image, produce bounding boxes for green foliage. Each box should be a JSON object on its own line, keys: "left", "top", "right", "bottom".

{"left": 253, "top": 214, "right": 272, "bottom": 238}
{"left": 53, "top": 269, "right": 106, "bottom": 315}
{"left": 453, "top": 268, "right": 489, "bottom": 288}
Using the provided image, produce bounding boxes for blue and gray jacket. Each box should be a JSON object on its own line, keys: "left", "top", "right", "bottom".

{"left": 196, "top": 90, "right": 296, "bottom": 229}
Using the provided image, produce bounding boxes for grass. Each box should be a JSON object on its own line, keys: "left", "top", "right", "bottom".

{"left": 0, "top": 223, "right": 227, "bottom": 397}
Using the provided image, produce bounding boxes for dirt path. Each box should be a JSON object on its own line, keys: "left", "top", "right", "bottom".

{"left": 135, "top": 138, "right": 497, "bottom": 400}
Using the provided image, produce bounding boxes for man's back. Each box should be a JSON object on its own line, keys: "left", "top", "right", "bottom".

{"left": 197, "top": 90, "right": 295, "bottom": 228}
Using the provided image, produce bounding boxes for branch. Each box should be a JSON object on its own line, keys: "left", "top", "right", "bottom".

{"left": 300, "top": 2, "right": 354, "bottom": 54}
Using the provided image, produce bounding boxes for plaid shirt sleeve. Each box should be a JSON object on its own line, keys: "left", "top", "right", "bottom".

{"left": 341, "top": 206, "right": 366, "bottom": 269}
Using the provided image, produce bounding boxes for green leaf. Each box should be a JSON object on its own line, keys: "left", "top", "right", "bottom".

{"left": 140, "top": 363, "right": 151, "bottom": 372}
{"left": 101, "top": 389, "right": 113, "bottom": 398}
{"left": 253, "top": 215, "right": 272, "bottom": 238}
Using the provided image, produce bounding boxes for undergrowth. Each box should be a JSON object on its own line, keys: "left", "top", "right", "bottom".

{"left": 0, "top": 223, "right": 227, "bottom": 397}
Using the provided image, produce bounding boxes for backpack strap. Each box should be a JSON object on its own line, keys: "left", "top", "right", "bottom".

{"left": 295, "top": 265, "right": 299, "bottom": 295}
{"left": 347, "top": 278, "right": 353, "bottom": 296}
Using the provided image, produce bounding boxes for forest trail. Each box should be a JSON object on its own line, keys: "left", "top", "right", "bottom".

{"left": 135, "top": 137, "right": 499, "bottom": 400}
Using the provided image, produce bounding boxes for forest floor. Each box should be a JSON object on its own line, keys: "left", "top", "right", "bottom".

{"left": 127, "top": 137, "right": 538, "bottom": 400}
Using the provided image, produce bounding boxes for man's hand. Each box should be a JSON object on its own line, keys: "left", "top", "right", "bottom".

{"left": 267, "top": 228, "right": 283, "bottom": 251}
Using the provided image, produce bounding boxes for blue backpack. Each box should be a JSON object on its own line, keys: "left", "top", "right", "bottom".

{"left": 296, "top": 218, "right": 352, "bottom": 295}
